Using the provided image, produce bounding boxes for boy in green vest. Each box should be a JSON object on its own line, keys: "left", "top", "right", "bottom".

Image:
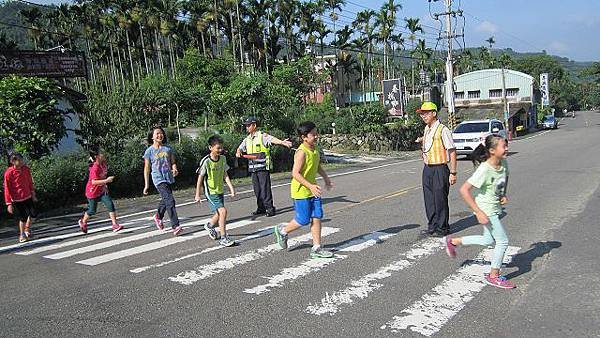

{"left": 195, "top": 135, "right": 236, "bottom": 247}
{"left": 273, "top": 121, "right": 334, "bottom": 258}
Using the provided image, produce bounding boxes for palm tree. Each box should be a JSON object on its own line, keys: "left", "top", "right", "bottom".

{"left": 486, "top": 36, "right": 495, "bottom": 49}
{"left": 375, "top": 8, "right": 392, "bottom": 81}
{"left": 381, "top": 0, "right": 401, "bottom": 78}
{"left": 326, "top": 0, "right": 346, "bottom": 50}
{"left": 352, "top": 9, "right": 376, "bottom": 92}
{"left": 405, "top": 17, "right": 424, "bottom": 95}
{"left": 19, "top": 7, "right": 43, "bottom": 49}
{"left": 352, "top": 37, "right": 369, "bottom": 105}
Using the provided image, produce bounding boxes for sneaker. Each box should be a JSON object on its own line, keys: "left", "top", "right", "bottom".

{"left": 112, "top": 223, "right": 124, "bottom": 232}
{"left": 18, "top": 236, "right": 27, "bottom": 243}
{"left": 219, "top": 236, "right": 236, "bottom": 247}
{"left": 172, "top": 226, "right": 183, "bottom": 236}
{"left": 153, "top": 214, "right": 164, "bottom": 230}
{"left": 273, "top": 225, "right": 288, "bottom": 249}
{"left": 78, "top": 219, "right": 88, "bottom": 234}
{"left": 204, "top": 223, "right": 219, "bottom": 240}
{"left": 484, "top": 274, "right": 516, "bottom": 289}
{"left": 24, "top": 230, "right": 32, "bottom": 239}
{"left": 443, "top": 236, "right": 456, "bottom": 258}
{"left": 310, "top": 247, "right": 335, "bottom": 259}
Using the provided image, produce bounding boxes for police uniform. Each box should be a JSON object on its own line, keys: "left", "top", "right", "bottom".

{"left": 239, "top": 130, "right": 275, "bottom": 215}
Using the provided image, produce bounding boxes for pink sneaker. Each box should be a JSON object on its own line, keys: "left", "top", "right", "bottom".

{"left": 78, "top": 219, "right": 88, "bottom": 234}
{"left": 485, "top": 274, "right": 516, "bottom": 289}
{"left": 153, "top": 214, "right": 164, "bottom": 230}
{"left": 112, "top": 223, "right": 124, "bottom": 232}
{"left": 172, "top": 226, "right": 183, "bottom": 236}
{"left": 443, "top": 236, "right": 456, "bottom": 258}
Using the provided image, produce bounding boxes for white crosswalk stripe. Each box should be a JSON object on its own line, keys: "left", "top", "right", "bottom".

{"left": 243, "top": 230, "right": 397, "bottom": 295}
{"left": 43, "top": 218, "right": 212, "bottom": 260}
{"left": 305, "top": 237, "right": 444, "bottom": 316}
{"left": 130, "top": 226, "right": 277, "bottom": 274}
{"left": 168, "top": 227, "right": 340, "bottom": 286}
{"left": 15, "top": 225, "right": 148, "bottom": 256}
{"left": 77, "top": 219, "right": 258, "bottom": 266}
{"left": 380, "top": 246, "right": 521, "bottom": 336}
{"left": 0, "top": 217, "right": 153, "bottom": 254}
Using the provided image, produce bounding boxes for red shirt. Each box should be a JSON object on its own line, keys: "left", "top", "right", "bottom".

{"left": 3, "top": 165, "right": 34, "bottom": 205}
{"left": 85, "top": 162, "right": 108, "bottom": 199}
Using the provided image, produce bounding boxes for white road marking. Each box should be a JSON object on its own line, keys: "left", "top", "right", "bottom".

{"left": 380, "top": 246, "right": 521, "bottom": 336}
{"left": 243, "top": 231, "right": 397, "bottom": 295}
{"left": 0, "top": 217, "right": 152, "bottom": 254}
{"left": 43, "top": 218, "right": 211, "bottom": 260}
{"left": 15, "top": 225, "right": 148, "bottom": 256}
{"left": 129, "top": 225, "right": 278, "bottom": 274}
{"left": 76, "top": 220, "right": 258, "bottom": 266}
{"left": 168, "top": 227, "right": 340, "bottom": 286}
{"left": 305, "top": 237, "right": 444, "bottom": 316}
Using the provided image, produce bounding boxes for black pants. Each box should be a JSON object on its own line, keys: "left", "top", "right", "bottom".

{"left": 251, "top": 170, "right": 274, "bottom": 213}
{"left": 156, "top": 183, "right": 179, "bottom": 228}
{"left": 422, "top": 164, "right": 450, "bottom": 233}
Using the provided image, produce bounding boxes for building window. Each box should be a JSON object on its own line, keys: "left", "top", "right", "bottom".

{"left": 454, "top": 91, "right": 464, "bottom": 100}
{"left": 489, "top": 89, "right": 502, "bottom": 98}
{"left": 467, "top": 90, "right": 480, "bottom": 99}
{"left": 506, "top": 88, "right": 519, "bottom": 97}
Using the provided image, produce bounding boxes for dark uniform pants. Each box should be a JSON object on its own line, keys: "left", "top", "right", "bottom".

{"left": 252, "top": 170, "right": 274, "bottom": 213}
{"left": 422, "top": 164, "right": 450, "bottom": 233}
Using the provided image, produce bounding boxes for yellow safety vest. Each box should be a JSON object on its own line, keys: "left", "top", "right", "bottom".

{"left": 424, "top": 124, "right": 449, "bottom": 165}
{"left": 245, "top": 131, "right": 271, "bottom": 171}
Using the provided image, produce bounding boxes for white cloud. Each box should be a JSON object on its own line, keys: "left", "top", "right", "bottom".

{"left": 563, "top": 15, "right": 600, "bottom": 28}
{"left": 548, "top": 41, "right": 568, "bottom": 53}
{"left": 476, "top": 21, "right": 498, "bottom": 34}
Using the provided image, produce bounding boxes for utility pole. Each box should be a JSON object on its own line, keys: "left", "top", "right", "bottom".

{"left": 501, "top": 66, "right": 509, "bottom": 131}
{"left": 432, "top": 0, "right": 463, "bottom": 129}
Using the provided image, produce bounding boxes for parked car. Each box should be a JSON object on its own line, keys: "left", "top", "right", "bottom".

{"left": 452, "top": 119, "right": 508, "bottom": 156}
{"left": 541, "top": 115, "right": 558, "bottom": 129}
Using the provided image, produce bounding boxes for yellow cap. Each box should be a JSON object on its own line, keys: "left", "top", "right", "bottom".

{"left": 416, "top": 101, "right": 437, "bottom": 113}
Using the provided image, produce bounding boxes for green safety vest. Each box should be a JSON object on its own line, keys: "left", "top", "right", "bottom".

{"left": 245, "top": 131, "right": 271, "bottom": 172}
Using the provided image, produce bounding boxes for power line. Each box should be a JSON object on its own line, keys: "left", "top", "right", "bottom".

{"left": 462, "top": 11, "right": 542, "bottom": 52}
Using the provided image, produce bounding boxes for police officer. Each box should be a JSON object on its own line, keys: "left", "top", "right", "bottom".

{"left": 236, "top": 117, "right": 292, "bottom": 217}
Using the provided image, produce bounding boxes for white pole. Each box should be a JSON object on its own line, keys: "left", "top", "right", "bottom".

{"left": 444, "top": 0, "right": 456, "bottom": 129}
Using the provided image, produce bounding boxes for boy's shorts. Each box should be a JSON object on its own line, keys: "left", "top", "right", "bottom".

{"left": 293, "top": 197, "right": 323, "bottom": 226}
{"left": 12, "top": 198, "right": 37, "bottom": 222}
{"left": 87, "top": 193, "right": 116, "bottom": 215}
{"left": 207, "top": 194, "right": 225, "bottom": 213}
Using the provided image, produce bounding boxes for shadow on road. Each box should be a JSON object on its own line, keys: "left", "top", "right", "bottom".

{"left": 504, "top": 241, "right": 562, "bottom": 280}
{"left": 289, "top": 223, "right": 420, "bottom": 252}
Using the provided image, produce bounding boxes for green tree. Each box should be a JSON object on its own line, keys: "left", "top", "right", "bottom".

{"left": 0, "top": 76, "right": 69, "bottom": 158}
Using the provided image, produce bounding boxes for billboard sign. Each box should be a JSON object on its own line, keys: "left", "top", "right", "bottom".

{"left": 382, "top": 78, "right": 404, "bottom": 116}
{"left": 0, "top": 50, "right": 87, "bottom": 78}
{"left": 540, "top": 73, "right": 550, "bottom": 106}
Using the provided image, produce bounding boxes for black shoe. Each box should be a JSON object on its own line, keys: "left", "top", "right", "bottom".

{"left": 420, "top": 230, "right": 436, "bottom": 237}
{"left": 265, "top": 209, "right": 276, "bottom": 217}
{"left": 251, "top": 210, "right": 266, "bottom": 216}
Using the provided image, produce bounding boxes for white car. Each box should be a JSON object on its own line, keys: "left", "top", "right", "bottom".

{"left": 452, "top": 119, "right": 508, "bottom": 156}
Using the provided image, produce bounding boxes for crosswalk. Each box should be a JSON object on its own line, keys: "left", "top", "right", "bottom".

{"left": 0, "top": 216, "right": 522, "bottom": 336}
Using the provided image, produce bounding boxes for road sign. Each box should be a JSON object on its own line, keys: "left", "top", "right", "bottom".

{"left": 0, "top": 50, "right": 87, "bottom": 78}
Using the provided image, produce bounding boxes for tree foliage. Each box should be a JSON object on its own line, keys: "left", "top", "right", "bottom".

{"left": 0, "top": 76, "right": 69, "bottom": 158}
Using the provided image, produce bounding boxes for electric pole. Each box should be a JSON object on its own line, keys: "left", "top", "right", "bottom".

{"left": 432, "top": 0, "right": 463, "bottom": 129}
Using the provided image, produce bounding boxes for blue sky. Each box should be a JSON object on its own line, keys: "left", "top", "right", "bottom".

{"left": 36, "top": 0, "right": 600, "bottom": 61}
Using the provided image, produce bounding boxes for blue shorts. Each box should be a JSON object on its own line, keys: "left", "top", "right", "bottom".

{"left": 293, "top": 197, "right": 323, "bottom": 226}
{"left": 207, "top": 194, "right": 225, "bottom": 213}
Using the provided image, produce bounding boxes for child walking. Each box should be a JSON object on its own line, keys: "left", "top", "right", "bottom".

{"left": 195, "top": 135, "right": 236, "bottom": 247}
{"left": 273, "top": 121, "right": 334, "bottom": 259}
{"left": 3, "top": 152, "right": 37, "bottom": 243}
{"left": 78, "top": 150, "right": 123, "bottom": 234}
{"left": 143, "top": 127, "right": 182, "bottom": 236}
{"left": 444, "top": 134, "right": 515, "bottom": 289}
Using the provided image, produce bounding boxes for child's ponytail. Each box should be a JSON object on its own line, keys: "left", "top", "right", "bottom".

{"left": 470, "top": 134, "right": 505, "bottom": 167}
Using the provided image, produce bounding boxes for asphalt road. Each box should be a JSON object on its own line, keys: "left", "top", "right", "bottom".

{"left": 1, "top": 111, "right": 599, "bottom": 337}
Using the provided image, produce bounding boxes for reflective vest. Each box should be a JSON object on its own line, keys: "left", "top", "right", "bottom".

{"left": 291, "top": 143, "right": 320, "bottom": 199}
{"left": 245, "top": 131, "right": 271, "bottom": 172}
{"left": 423, "top": 123, "right": 449, "bottom": 165}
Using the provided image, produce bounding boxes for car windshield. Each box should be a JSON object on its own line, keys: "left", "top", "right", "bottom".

{"left": 454, "top": 122, "right": 489, "bottom": 133}
{"left": 542, "top": 115, "right": 555, "bottom": 122}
